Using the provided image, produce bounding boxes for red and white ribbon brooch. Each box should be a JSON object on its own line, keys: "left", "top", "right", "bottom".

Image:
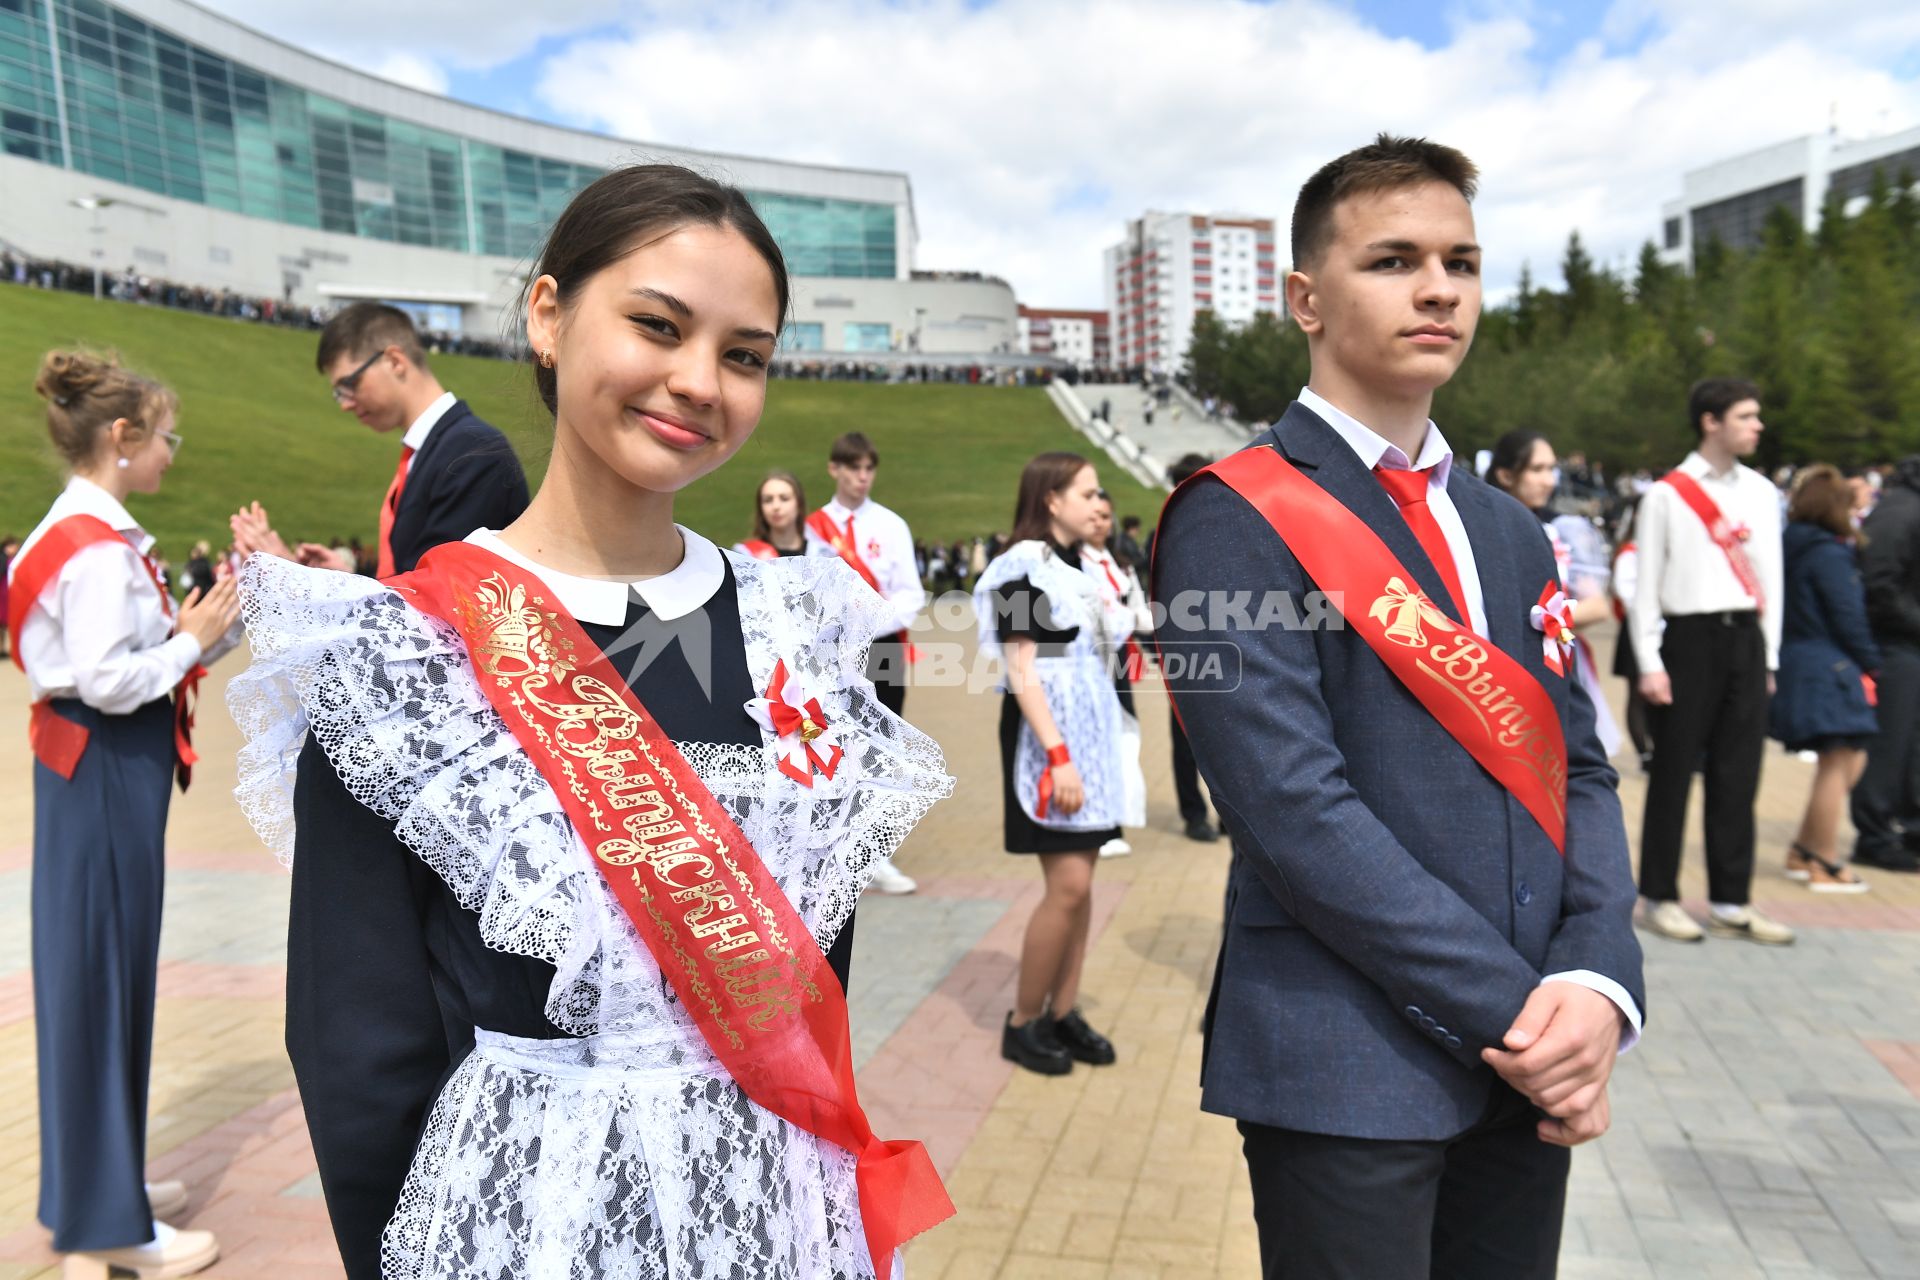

{"left": 1530, "top": 582, "right": 1577, "bottom": 677}
{"left": 745, "top": 659, "right": 844, "bottom": 786}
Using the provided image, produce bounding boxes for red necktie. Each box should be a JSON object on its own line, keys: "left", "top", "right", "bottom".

{"left": 375, "top": 445, "right": 415, "bottom": 579}
{"left": 1375, "top": 465, "right": 1470, "bottom": 623}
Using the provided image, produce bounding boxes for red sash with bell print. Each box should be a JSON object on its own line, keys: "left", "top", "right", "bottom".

{"left": 1661, "top": 470, "right": 1765, "bottom": 613}
{"left": 8, "top": 514, "right": 206, "bottom": 786}
{"left": 1180, "top": 447, "right": 1568, "bottom": 853}
{"left": 389, "top": 542, "right": 953, "bottom": 1267}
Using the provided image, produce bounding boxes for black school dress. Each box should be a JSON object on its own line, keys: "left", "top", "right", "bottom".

{"left": 990, "top": 541, "right": 1123, "bottom": 854}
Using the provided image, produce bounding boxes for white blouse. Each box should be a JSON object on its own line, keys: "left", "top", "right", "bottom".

{"left": 9, "top": 476, "right": 239, "bottom": 712}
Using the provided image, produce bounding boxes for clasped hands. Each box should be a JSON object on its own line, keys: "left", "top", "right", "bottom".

{"left": 229, "top": 501, "right": 355, "bottom": 573}
{"left": 1481, "top": 981, "right": 1623, "bottom": 1148}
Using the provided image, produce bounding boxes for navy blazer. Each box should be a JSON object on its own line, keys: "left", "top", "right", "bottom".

{"left": 389, "top": 400, "right": 530, "bottom": 574}
{"left": 1770, "top": 521, "right": 1881, "bottom": 748}
{"left": 1151, "top": 401, "right": 1644, "bottom": 1141}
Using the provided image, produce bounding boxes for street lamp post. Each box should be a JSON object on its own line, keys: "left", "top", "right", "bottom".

{"left": 66, "top": 194, "right": 167, "bottom": 302}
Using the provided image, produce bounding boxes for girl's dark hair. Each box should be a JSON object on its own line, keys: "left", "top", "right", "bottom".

{"left": 751, "top": 469, "right": 808, "bottom": 542}
{"left": 1010, "top": 451, "right": 1091, "bottom": 544}
{"left": 524, "top": 164, "right": 791, "bottom": 415}
{"left": 1488, "top": 428, "right": 1550, "bottom": 499}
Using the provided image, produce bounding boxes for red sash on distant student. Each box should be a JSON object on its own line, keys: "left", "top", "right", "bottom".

{"left": 807, "top": 509, "right": 914, "bottom": 658}
{"left": 8, "top": 514, "right": 206, "bottom": 787}
{"left": 738, "top": 539, "right": 781, "bottom": 562}
{"left": 1091, "top": 553, "right": 1146, "bottom": 682}
{"left": 389, "top": 542, "right": 953, "bottom": 1268}
{"left": 1661, "top": 470, "right": 1765, "bottom": 612}
{"left": 1184, "top": 448, "right": 1568, "bottom": 853}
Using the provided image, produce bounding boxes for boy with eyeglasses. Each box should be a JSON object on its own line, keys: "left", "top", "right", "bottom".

{"left": 233, "top": 302, "right": 528, "bottom": 576}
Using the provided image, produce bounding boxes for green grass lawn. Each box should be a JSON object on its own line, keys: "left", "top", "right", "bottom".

{"left": 0, "top": 287, "right": 1162, "bottom": 560}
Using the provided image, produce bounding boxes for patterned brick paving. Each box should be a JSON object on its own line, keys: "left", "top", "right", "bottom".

{"left": 3, "top": 617, "right": 1919, "bottom": 1277}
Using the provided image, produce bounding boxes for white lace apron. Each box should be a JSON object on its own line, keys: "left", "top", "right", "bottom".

{"left": 973, "top": 542, "right": 1134, "bottom": 832}
{"left": 228, "top": 551, "right": 952, "bottom": 1280}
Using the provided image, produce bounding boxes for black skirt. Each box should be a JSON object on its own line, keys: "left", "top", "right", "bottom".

{"left": 999, "top": 695, "right": 1120, "bottom": 854}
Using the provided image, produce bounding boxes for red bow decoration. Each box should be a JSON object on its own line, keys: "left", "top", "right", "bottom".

{"left": 745, "top": 659, "right": 843, "bottom": 787}
{"left": 1035, "top": 743, "right": 1072, "bottom": 818}
{"left": 1529, "top": 581, "right": 1576, "bottom": 677}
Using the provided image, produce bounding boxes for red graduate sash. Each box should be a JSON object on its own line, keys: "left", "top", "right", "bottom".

{"left": 389, "top": 542, "right": 953, "bottom": 1268}
{"left": 8, "top": 514, "right": 205, "bottom": 786}
{"left": 807, "top": 509, "right": 916, "bottom": 658}
{"left": 1661, "top": 470, "right": 1765, "bottom": 612}
{"left": 738, "top": 539, "right": 781, "bottom": 561}
{"left": 1188, "top": 447, "right": 1568, "bottom": 853}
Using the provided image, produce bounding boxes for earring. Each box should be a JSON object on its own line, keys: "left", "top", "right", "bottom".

{"left": 539, "top": 350, "right": 554, "bottom": 369}
{"left": 116, "top": 456, "right": 130, "bottom": 469}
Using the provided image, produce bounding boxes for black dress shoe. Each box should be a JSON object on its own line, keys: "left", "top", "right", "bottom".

{"left": 1050, "top": 1009, "right": 1117, "bottom": 1065}
{"left": 1002, "top": 1014, "right": 1072, "bottom": 1075}
{"left": 1183, "top": 818, "right": 1219, "bottom": 843}
{"left": 1854, "top": 845, "right": 1920, "bottom": 872}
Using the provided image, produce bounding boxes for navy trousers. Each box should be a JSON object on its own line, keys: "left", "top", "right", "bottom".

{"left": 33, "top": 696, "right": 174, "bottom": 1251}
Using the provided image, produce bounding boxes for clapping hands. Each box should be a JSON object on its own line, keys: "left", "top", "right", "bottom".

{"left": 230, "top": 501, "right": 355, "bottom": 572}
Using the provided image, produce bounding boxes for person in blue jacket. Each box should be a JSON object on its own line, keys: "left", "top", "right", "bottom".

{"left": 1772, "top": 464, "right": 1880, "bottom": 893}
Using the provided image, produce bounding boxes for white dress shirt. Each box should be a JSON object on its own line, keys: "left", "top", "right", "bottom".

{"left": 10, "top": 476, "right": 238, "bottom": 711}
{"left": 1302, "top": 388, "right": 1643, "bottom": 1048}
{"left": 804, "top": 496, "right": 926, "bottom": 635}
{"left": 1628, "top": 450, "right": 1784, "bottom": 674}
{"left": 1299, "top": 387, "right": 1488, "bottom": 634}
{"left": 399, "top": 391, "right": 458, "bottom": 475}
{"left": 465, "top": 526, "right": 724, "bottom": 625}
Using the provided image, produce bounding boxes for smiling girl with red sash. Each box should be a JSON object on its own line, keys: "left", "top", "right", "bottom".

{"left": 229, "top": 167, "right": 953, "bottom": 1280}
{"left": 12, "top": 351, "right": 241, "bottom": 1279}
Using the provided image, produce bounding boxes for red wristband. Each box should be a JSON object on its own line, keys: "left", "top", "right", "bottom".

{"left": 1046, "top": 744, "right": 1072, "bottom": 767}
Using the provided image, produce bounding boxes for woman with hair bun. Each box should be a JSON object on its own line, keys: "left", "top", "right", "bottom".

{"left": 736, "top": 468, "right": 809, "bottom": 559}
{"left": 10, "top": 349, "right": 240, "bottom": 1279}
{"left": 228, "top": 164, "right": 953, "bottom": 1279}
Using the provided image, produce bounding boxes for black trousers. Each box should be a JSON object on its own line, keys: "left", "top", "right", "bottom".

{"left": 1852, "top": 643, "right": 1920, "bottom": 860}
{"left": 868, "top": 633, "right": 908, "bottom": 717}
{"left": 1238, "top": 1087, "right": 1568, "bottom": 1280}
{"left": 1171, "top": 706, "right": 1211, "bottom": 824}
{"left": 1638, "top": 612, "right": 1768, "bottom": 904}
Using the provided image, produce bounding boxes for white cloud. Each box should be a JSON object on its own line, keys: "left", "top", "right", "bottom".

{"left": 213, "top": 0, "right": 1920, "bottom": 308}
{"left": 362, "top": 50, "right": 450, "bottom": 96}
{"left": 215, "top": 0, "right": 623, "bottom": 74}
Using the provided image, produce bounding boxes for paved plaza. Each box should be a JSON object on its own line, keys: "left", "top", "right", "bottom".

{"left": 3, "top": 617, "right": 1919, "bottom": 1279}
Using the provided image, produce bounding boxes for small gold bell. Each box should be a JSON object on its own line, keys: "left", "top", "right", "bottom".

{"left": 799, "top": 717, "right": 824, "bottom": 742}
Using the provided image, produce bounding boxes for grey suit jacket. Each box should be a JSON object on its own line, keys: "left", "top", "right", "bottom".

{"left": 1151, "top": 401, "right": 1644, "bottom": 1141}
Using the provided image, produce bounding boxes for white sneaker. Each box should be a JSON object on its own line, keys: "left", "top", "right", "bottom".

{"left": 64, "top": 1222, "right": 219, "bottom": 1278}
{"left": 1642, "top": 900, "right": 1705, "bottom": 943}
{"left": 1708, "top": 905, "right": 1796, "bottom": 945}
{"left": 1098, "top": 837, "right": 1132, "bottom": 858}
{"left": 146, "top": 1180, "right": 189, "bottom": 1220}
{"left": 866, "top": 860, "right": 917, "bottom": 895}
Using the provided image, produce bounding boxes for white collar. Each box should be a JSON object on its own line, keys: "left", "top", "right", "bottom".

{"left": 401, "top": 391, "right": 458, "bottom": 453}
{"left": 1681, "top": 449, "right": 1739, "bottom": 482}
{"left": 463, "top": 526, "right": 725, "bottom": 626}
{"left": 1299, "top": 386, "right": 1453, "bottom": 484}
{"left": 58, "top": 475, "right": 152, "bottom": 553}
{"left": 824, "top": 495, "right": 884, "bottom": 524}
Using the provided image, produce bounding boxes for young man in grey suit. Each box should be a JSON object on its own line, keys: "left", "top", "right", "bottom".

{"left": 1152, "top": 136, "right": 1644, "bottom": 1278}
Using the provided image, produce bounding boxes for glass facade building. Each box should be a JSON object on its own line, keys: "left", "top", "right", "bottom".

{"left": 0, "top": 0, "right": 899, "bottom": 273}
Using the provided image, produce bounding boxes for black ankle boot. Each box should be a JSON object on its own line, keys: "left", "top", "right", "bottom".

{"left": 1001, "top": 1013, "right": 1072, "bottom": 1075}
{"left": 1050, "top": 1008, "right": 1117, "bottom": 1065}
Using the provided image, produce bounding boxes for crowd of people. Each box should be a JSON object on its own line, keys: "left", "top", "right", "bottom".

{"left": 5, "top": 138, "right": 1915, "bottom": 1280}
